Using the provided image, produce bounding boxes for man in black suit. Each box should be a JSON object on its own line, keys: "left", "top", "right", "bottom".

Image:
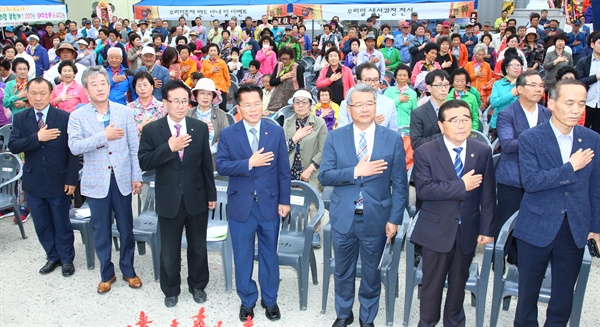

{"left": 410, "top": 70, "right": 450, "bottom": 150}
{"left": 138, "top": 80, "right": 217, "bottom": 308}
{"left": 8, "top": 77, "right": 79, "bottom": 276}
{"left": 412, "top": 99, "right": 496, "bottom": 326}
{"left": 574, "top": 32, "right": 600, "bottom": 133}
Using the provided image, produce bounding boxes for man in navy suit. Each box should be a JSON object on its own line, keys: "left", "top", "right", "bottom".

{"left": 9, "top": 77, "right": 79, "bottom": 276}
{"left": 412, "top": 99, "right": 496, "bottom": 327}
{"left": 514, "top": 79, "right": 600, "bottom": 326}
{"left": 216, "top": 85, "right": 291, "bottom": 322}
{"left": 319, "top": 84, "right": 408, "bottom": 327}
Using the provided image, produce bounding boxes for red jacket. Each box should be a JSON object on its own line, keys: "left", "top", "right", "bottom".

{"left": 316, "top": 65, "right": 355, "bottom": 99}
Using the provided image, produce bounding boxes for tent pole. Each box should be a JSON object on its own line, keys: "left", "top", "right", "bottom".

{"left": 311, "top": 19, "right": 315, "bottom": 43}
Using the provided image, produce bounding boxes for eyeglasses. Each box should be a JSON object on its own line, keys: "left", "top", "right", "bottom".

{"left": 348, "top": 101, "right": 376, "bottom": 109}
{"left": 445, "top": 118, "right": 472, "bottom": 127}
{"left": 361, "top": 78, "right": 380, "bottom": 84}
{"left": 431, "top": 83, "right": 451, "bottom": 89}
{"left": 508, "top": 64, "right": 523, "bottom": 69}
{"left": 524, "top": 83, "right": 545, "bottom": 89}
{"left": 238, "top": 102, "right": 262, "bottom": 110}
{"left": 360, "top": 29, "right": 367, "bottom": 32}
{"left": 294, "top": 99, "right": 311, "bottom": 105}
{"left": 165, "top": 98, "right": 189, "bottom": 106}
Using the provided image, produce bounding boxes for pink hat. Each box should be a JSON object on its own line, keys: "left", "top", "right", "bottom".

{"left": 442, "top": 21, "right": 451, "bottom": 28}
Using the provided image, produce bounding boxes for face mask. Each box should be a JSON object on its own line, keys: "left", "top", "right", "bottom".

{"left": 231, "top": 55, "right": 239, "bottom": 60}
{"left": 263, "top": 44, "right": 270, "bottom": 50}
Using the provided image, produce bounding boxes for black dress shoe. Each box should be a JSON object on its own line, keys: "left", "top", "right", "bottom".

{"left": 190, "top": 288, "right": 207, "bottom": 303}
{"left": 62, "top": 264, "right": 75, "bottom": 277}
{"left": 239, "top": 305, "right": 254, "bottom": 322}
{"left": 359, "top": 318, "right": 374, "bottom": 327}
{"left": 39, "top": 260, "right": 61, "bottom": 274}
{"left": 261, "top": 301, "right": 281, "bottom": 321}
{"left": 164, "top": 296, "right": 178, "bottom": 307}
{"left": 332, "top": 312, "right": 354, "bottom": 327}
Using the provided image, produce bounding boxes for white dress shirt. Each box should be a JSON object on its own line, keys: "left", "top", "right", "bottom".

{"left": 353, "top": 122, "right": 376, "bottom": 161}
{"left": 586, "top": 55, "right": 600, "bottom": 108}
{"left": 522, "top": 104, "right": 539, "bottom": 128}
{"left": 549, "top": 119, "right": 573, "bottom": 164}
{"left": 167, "top": 115, "right": 188, "bottom": 136}
{"left": 443, "top": 136, "right": 467, "bottom": 169}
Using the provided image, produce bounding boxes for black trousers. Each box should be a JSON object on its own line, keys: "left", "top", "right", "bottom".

{"left": 585, "top": 105, "right": 600, "bottom": 134}
{"left": 418, "top": 227, "right": 475, "bottom": 327}
{"left": 158, "top": 197, "right": 209, "bottom": 297}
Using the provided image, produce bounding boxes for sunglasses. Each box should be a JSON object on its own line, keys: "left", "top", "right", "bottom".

{"left": 360, "top": 29, "right": 367, "bottom": 31}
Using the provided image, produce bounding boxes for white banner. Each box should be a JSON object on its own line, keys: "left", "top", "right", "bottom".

{"left": 134, "top": 5, "right": 270, "bottom": 22}
{"left": 304, "top": 2, "right": 475, "bottom": 21}
{"left": 0, "top": 5, "right": 67, "bottom": 27}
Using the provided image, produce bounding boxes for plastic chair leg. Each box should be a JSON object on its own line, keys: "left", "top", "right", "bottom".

{"left": 310, "top": 249, "right": 318, "bottom": 285}
{"left": 151, "top": 237, "right": 160, "bottom": 282}
{"left": 137, "top": 241, "right": 146, "bottom": 255}
{"left": 222, "top": 240, "right": 233, "bottom": 292}
{"left": 13, "top": 205, "right": 27, "bottom": 239}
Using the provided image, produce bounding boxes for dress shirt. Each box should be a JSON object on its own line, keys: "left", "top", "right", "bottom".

{"left": 586, "top": 55, "right": 600, "bottom": 108}
{"left": 522, "top": 104, "right": 539, "bottom": 128}
{"left": 356, "top": 49, "right": 386, "bottom": 82}
{"left": 431, "top": 100, "right": 440, "bottom": 117}
{"left": 443, "top": 136, "right": 467, "bottom": 168}
{"left": 167, "top": 115, "right": 188, "bottom": 136}
{"left": 353, "top": 122, "right": 376, "bottom": 162}
{"left": 549, "top": 119, "right": 573, "bottom": 165}
{"left": 192, "top": 25, "right": 208, "bottom": 45}
{"left": 33, "top": 106, "right": 50, "bottom": 125}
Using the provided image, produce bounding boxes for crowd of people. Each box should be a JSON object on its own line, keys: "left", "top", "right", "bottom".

{"left": 1, "top": 6, "right": 600, "bottom": 327}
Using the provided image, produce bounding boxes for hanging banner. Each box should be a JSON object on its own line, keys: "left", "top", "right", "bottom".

{"left": 0, "top": 5, "right": 67, "bottom": 27}
{"left": 292, "top": 2, "right": 474, "bottom": 21}
{"left": 133, "top": 5, "right": 273, "bottom": 22}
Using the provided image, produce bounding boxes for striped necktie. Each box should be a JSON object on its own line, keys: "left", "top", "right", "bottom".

{"left": 37, "top": 112, "right": 44, "bottom": 130}
{"left": 453, "top": 147, "right": 463, "bottom": 178}
{"left": 356, "top": 132, "right": 367, "bottom": 209}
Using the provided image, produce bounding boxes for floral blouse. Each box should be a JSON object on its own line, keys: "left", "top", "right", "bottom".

{"left": 128, "top": 96, "right": 167, "bottom": 134}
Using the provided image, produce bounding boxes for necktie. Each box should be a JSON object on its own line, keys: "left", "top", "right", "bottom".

{"left": 453, "top": 147, "right": 463, "bottom": 178}
{"left": 37, "top": 112, "right": 44, "bottom": 130}
{"left": 249, "top": 128, "right": 259, "bottom": 153}
{"left": 174, "top": 124, "right": 184, "bottom": 160}
{"left": 356, "top": 132, "right": 367, "bottom": 209}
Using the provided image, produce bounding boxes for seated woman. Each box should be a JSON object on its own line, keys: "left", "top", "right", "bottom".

{"left": 446, "top": 68, "right": 480, "bottom": 131}
{"left": 383, "top": 64, "right": 418, "bottom": 127}
{"left": 316, "top": 47, "right": 355, "bottom": 106}
{"left": 239, "top": 60, "right": 264, "bottom": 87}
{"left": 188, "top": 78, "right": 230, "bottom": 168}
{"left": 128, "top": 71, "right": 166, "bottom": 134}
{"left": 201, "top": 43, "right": 231, "bottom": 111}
{"left": 312, "top": 87, "right": 340, "bottom": 131}
{"left": 284, "top": 88, "right": 328, "bottom": 192}
{"left": 159, "top": 47, "right": 181, "bottom": 81}
{"left": 50, "top": 60, "right": 89, "bottom": 113}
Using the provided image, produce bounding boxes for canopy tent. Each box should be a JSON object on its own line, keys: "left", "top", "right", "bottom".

{"left": 0, "top": 0, "right": 67, "bottom": 27}
{"left": 133, "top": 0, "right": 476, "bottom": 22}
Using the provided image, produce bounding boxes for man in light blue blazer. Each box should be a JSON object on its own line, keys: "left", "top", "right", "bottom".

{"left": 216, "top": 85, "right": 291, "bottom": 322}
{"left": 68, "top": 66, "right": 143, "bottom": 294}
{"left": 514, "top": 79, "right": 600, "bottom": 326}
{"left": 319, "top": 84, "right": 407, "bottom": 327}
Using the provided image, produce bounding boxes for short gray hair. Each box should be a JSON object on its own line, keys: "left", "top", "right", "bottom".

{"left": 82, "top": 66, "right": 109, "bottom": 89}
{"left": 473, "top": 43, "right": 488, "bottom": 55}
{"left": 346, "top": 84, "right": 377, "bottom": 106}
{"left": 107, "top": 47, "right": 123, "bottom": 57}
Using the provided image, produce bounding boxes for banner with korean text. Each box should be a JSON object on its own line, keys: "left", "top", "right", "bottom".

{"left": 0, "top": 5, "right": 67, "bottom": 27}
{"left": 133, "top": 5, "right": 274, "bottom": 22}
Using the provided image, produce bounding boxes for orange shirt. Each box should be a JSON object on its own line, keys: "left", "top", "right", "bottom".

{"left": 201, "top": 57, "right": 231, "bottom": 92}
{"left": 180, "top": 58, "right": 197, "bottom": 87}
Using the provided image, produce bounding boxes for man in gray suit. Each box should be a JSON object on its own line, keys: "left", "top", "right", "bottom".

{"left": 68, "top": 66, "right": 143, "bottom": 294}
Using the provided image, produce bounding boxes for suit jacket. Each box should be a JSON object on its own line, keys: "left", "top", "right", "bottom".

{"left": 138, "top": 117, "right": 217, "bottom": 218}
{"left": 514, "top": 122, "right": 600, "bottom": 248}
{"left": 410, "top": 100, "right": 442, "bottom": 150}
{"left": 283, "top": 113, "right": 328, "bottom": 192}
{"left": 67, "top": 101, "right": 143, "bottom": 198}
{"left": 496, "top": 101, "right": 552, "bottom": 187}
{"left": 412, "top": 137, "right": 496, "bottom": 253}
{"left": 215, "top": 121, "right": 291, "bottom": 222}
{"left": 9, "top": 106, "right": 79, "bottom": 198}
{"left": 318, "top": 124, "right": 408, "bottom": 236}
{"left": 574, "top": 54, "right": 599, "bottom": 88}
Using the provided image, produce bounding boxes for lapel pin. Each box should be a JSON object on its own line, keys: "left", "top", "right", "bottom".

{"left": 471, "top": 153, "right": 475, "bottom": 157}
{"left": 191, "top": 128, "right": 194, "bottom": 132}
{"left": 265, "top": 132, "right": 268, "bottom": 135}
{"left": 578, "top": 138, "right": 582, "bottom": 142}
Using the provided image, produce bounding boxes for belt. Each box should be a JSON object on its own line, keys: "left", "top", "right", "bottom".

{"left": 354, "top": 208, "right": 363, "bottom": 215}
{"left": 253, "top": 195, "right": 258, "bottom": 202}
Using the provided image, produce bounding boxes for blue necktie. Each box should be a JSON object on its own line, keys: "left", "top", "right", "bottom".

{"left": 356, "top": 132, "right": 367, "bottom": 209}
{"left": 453, "top": 147, "right": 463, "bottom": 178}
